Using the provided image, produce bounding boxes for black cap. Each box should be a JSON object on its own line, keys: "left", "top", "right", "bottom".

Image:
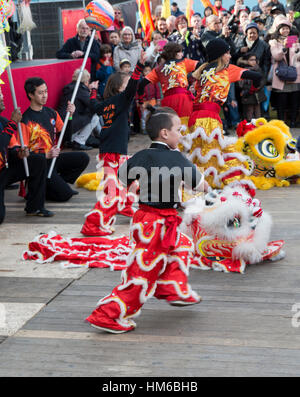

{"left": 206, "top": 38, "right": 230, "bottom": 62}
{"left": 253, "top": 17, "right": 266, "bottom": 25}
{"left": 271, "top": 5, "right": 282, "bottom": 13}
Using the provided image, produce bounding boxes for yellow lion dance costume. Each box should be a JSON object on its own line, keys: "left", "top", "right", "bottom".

{"left": 236, "top": 118, "right": 300, "bottom": 190}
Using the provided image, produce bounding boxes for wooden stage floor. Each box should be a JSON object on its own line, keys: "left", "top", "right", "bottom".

{"left": 0, "top": 133, "right": 300, "bottom": 377}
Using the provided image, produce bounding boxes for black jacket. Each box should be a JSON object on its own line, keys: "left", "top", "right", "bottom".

{"left": 200, "top": 29, "right": 237, "bottom": 58}
{"left": 238, "top": 63, "right": 267, "bottom": 105}
{"left": 168, "top": 30, "right": 206, "bottom": 62}
{"left": 56, "top": 35, "right": 100, "bottom": 81}
{"left": 235, "top": 38, "right": 271, "bottom": 77}
{"left": 57, "top": 82, "right": 94, "bottom": 141}
{"left": 90, "top": 62, "right": 143, "bottom": 155}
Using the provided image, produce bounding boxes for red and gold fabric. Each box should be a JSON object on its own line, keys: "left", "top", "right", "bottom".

{"left": 19, "top": 113, "right": 63, "bottom": 154}
{"left": 86, "top": 205, "right": 200, "bottom": 332}
{"left": 23, "top": 231, "right": 133, "bottom": 271}
{"left": 190, "top": 218, "right": 285, "bottom": 273}
{"left": 81, "top": 152, "right": 138, "bottom": 236}
{"left": 145, "top": 59, "right": 197, "bottom": 122}
{"left": 182, "top": 64, "right": 251, "bottom": 188}
{"left": 194, "top": 64, "right": 246, "bottom": 107}
{"left": 136, "top": 0, "right": 155, "bottom": 42}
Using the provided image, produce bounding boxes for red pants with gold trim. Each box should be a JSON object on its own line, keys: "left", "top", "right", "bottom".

{"left": 86, "top": 206, "right": 200, "bottom": 331}
{"left": 81, "top": 153, "right": 137, "bottom": 236}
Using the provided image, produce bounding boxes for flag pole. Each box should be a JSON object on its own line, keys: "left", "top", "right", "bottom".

{"left": 1, "top": 32, "right": 29, "bottom": 177}
{"left": 47, "top": 28, "right": 96, "bottom": 179}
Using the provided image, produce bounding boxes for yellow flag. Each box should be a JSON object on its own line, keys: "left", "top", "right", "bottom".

{"left": 186, "top": 0, "right": 194, "bottom": 25}
{"left": 162, "top": 0, "right": 171, "bottom": 19}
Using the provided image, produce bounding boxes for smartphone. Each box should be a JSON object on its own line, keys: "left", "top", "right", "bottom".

{"left": 157, "top": 39, "right": 168, "bottom": 51}
{"left": 286, "top": 35, "right": 298, "bottom": 48}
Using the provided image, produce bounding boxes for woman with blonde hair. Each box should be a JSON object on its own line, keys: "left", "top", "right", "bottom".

{"left": 183, "top": 38, "right": 261, "bottom": 189}
{"left": 57, "top": 68, "right": 101, "bottom": 150}
{"left": 113, "top": 26, "right": 142, "bottom": 72}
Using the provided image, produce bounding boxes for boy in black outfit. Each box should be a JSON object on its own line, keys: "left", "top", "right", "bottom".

{"left": 86, "top": 106, "right": 208, "bottom": 334}
{"left": 0, "top": 86, "right": 52, "bottom": 223}
{"left": 21, "top": 77, "right": 89, "bottom": 202}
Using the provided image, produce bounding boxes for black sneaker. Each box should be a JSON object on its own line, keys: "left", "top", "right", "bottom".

{"left": 26, "top": 208, "right": 54, "bottom": 217}
{"left": 72, "top": 142, "right": 93, "bottom": 151}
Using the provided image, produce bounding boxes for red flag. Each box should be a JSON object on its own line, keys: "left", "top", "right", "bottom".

{"left": 136, "top": 0, "right": 155, "bottom": 41}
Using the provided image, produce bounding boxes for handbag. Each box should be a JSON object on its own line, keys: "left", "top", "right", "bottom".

{"left": 275, "top": 60, "right": 297, "bottom": 82}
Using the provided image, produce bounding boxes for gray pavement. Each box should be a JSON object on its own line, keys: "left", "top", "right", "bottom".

{"left": 0, "top": 132, "right": 300, "bottom": 377}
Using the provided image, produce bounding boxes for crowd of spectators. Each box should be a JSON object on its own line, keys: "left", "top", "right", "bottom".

{"left": 55, "top": 0, "right": 300, "bottom": 139}
{"left": 2, "top": 0, "right": 300, "bottom": 223}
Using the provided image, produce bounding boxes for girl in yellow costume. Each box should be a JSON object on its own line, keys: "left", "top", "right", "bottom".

{"left": 183, "top": 39, "right": 262, "bottom": 189}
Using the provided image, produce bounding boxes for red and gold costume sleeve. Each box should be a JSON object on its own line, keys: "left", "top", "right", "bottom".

{"left": 3, "top": 120, "right": 18, "bottom": 148}
{"left": 1, "top": 120, "right": 18, "bottom": 170}
{"left": 55, "top": 111, "right": 64, "bottom": 133}
{"left": 227, "top": 64, "right": 247, "bottom": 84}
{"left": 184, "top": 59, "right": 198, "bottom": 73}
{"left": 145, "top": 68, "right": 159, "bottom": 84}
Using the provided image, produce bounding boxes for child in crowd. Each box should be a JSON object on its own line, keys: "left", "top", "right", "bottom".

{"left": 237, "top": 54, "right": 266, "bottom": 121}
{"left": 81, "top": 52, "right": 146, "bottom": 236}
{"left": 119, "top": 59, "right": 131, "bottom": 74}
{"left": 138, "top": 62, "right": 162, "bottom": 134}
{"left": 96, "top": 44, "right": 115, "bottom": 99}
{"left": 108, "top": 31, "right": 120, "bottom": 52}
{"left": 86, "top": 106, "right": 207, "bottom": 334}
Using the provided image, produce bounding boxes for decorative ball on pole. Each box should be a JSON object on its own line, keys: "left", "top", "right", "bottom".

{"left": 84, "top": 0, "right": 115, "bottom": 31}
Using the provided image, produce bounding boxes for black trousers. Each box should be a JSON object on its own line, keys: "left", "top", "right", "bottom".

{"left": 0, "top": 152, "right": 47, "bottom": 224}
{"left": 46, "top": 151, "right": 89, "bottom": 202}
{"left": 276, "top": 91, "right": 299, "bottom": 123}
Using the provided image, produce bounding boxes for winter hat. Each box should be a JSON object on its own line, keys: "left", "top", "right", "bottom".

{"left": 245, "top": 22, "right": 259, "bottom": 33}
{"left": 269, "top": 14, "right": 292, "bottom": 34}
{"left": 206, "top": 38, "right": 230, "bottom": 62}
{"left": 119, "top": 58, "right": 131, "bottom": 67}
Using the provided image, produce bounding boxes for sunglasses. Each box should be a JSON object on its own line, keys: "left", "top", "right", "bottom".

{"left": 115, "top": 11, "right": 121, "bottom": 14}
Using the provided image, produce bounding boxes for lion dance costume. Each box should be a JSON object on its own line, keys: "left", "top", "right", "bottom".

{"left": 181, "top": 39, "right": 260, "bottom": 191}
{"left": 81, "top": 153, "right": 137, "bottom": 236}
{"left": 181, "top": 185, "right": 285, "bottom": 273}
{"left": 86, "top": 205, "right": 200, "bottom": 333}
{"left": 236, "top": 118, "right": 300, "bottom": 189}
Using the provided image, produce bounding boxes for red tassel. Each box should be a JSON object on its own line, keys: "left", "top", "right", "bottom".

{"left": 18, "top": 181, "right": 26, "bottom": 198}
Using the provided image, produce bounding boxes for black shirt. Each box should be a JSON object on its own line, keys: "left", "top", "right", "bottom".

{"left": 118, "top": 142, "right": 203, "bottom": 209}
{"left": 90, "top": 62, "right": 143, "bottom": 155}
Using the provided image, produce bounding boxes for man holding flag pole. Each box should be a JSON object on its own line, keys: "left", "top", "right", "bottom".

{"left": 0, "top": 0, "right": 29, "bottom": 177}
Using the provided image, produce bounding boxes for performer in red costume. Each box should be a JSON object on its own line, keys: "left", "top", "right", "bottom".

{"left": 81, "top": 52, "right": 146, "bottom": 236}
{"left": 138, "top": 42, "right": 199, "bottom": 126}
{"left": 86, "top": 106, "right": 208, "bottom": 333}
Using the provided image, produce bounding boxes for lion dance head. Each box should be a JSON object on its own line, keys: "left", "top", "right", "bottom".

{"left": 236, "top": 118, "right": 300, "bottom": 190}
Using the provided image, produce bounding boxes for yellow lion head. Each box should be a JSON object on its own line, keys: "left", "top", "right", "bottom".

{"left": 236, "top": 118, "right": 300, "bottom": 189}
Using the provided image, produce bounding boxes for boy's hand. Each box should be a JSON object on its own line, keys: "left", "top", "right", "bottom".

{"left": 89, "top": 81, "right": 99, "bottom": 90}
{"left": 11, "top": 108, "right": 22, "bottom": 124}
{"left": 139, "top": 50, "right": 146, "bottom": 65}
{"left": 46, "top": 145, "right": 60, "bottom": 159}
{"left": 17, "top": 146, "right": 29, "bottom": 159}
{"left": 67, "top": 101, "right": 75, "bottom": 116}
